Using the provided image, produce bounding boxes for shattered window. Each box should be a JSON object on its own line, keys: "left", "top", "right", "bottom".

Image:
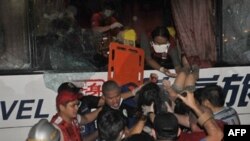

{"left": 0, "top": 0, "right": 31, "bottom": 70}
{"left": 222, "top": 0, "right": 250, "bottom": 65}
{"left": 33, "top": 0, "right": 99, "bottom": 71}
{"left": 2, "top": 0, "right": 249, "bottom": 73}
{"left": 0, "top": 0, "right": 100, "bottom": 73}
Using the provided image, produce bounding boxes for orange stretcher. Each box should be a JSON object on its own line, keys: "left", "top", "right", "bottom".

{"left": 108, "top": 42, "right": 144, "bottom": 86}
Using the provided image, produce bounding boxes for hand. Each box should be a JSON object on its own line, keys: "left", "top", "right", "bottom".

{"left": 110, "top": 22, "right": 123, "bottom": 29}
{"left": 165, "top": 69, "right": 177, "bottom": 78}
{"left": 159, "top": 67, "right": 177, "bottom": 78}
{"left": 162, "top": 79, "right": 171, "bottom": 90}
{"left": 177, "top": 91, "right": 197, "bottom": 109}
{"left": 165, "top": 101, "right": 175, "bottom": 113}
{"left": 131, "top": 81, "right": 150, "bottom": 96}
{"left": 141, "top": 102, "right": 154, "bottom": 116}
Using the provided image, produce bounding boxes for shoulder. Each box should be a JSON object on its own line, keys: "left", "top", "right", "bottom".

{"left": 51, "top": 114, "right": 63, "bottom": 125}
{"left": 52, "top": 124, "right": 64, "bottom": 141}
{"left": 179, "top": 131, "right": 206, "bottom": 141}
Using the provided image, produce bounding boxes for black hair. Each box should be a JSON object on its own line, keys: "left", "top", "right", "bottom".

{"left": 151, "top": 26, "right": 170, "bottom": 40}
{"left": 57, "top": 82, "right": 80, "bottom": 93}
{"left": 137, "top": 82, "right": 163, "bottom": 114}
{"left": 97, "top": 110, "right": 126, "bottom": 141}
{"left": 102, "top": 80, "right": 121, "bottom": 96}
{"left": 194, "top": 87, "right": 205, "bottom": 105}
{"left": 174, "top": 98, "right": 191, "bottom": 115}
{"left": 200, "top": 84, "right": 225, "bottom": 107}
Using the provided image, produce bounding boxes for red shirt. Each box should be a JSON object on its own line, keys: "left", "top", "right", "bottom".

{"left": 51, "top": 114, "right": 82, "bottom": 141}
{"left": 178, "top": 120, "right": 226, "bottom": 141}
{"left": 91, "top": 12, "right": 117, "bottom": 27}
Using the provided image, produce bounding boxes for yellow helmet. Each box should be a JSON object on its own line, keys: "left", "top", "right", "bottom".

{"left": 122, "top": 29, "right": 137, "bottom": 46}
{"left": 167, "top": 26, "right": 176, "bottom": 38}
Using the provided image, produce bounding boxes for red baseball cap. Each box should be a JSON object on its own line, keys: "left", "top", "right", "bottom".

{"left": 56, "top": 82, "right": 83, "bottom": 106}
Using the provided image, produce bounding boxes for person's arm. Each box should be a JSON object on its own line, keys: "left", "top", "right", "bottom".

{"left": 162, "top": 79, "right": 179, "bottom": 101}
{"left": 83, "top": 130, "right": 98, "bottom": 141}
{"left": 91, "top": 13, "right": 111, "bottom": 33}
{"left": 92, "top": 25, "right": 112, "bottom": 33}
{"left": 168, "top": 46, "right": 182, "bottom": 73}
{"left": 80, "top": 107, "right": 102, "bottom": 124}
{"left": 165, "top": 98, "right": 190, "bottom": 128}
{"left": 120, "top": 82, "right": 149, "bottom": 99}
{"left": 97, "top": 96, "right": 105, "bottom": 107}
{"left": 128, "top": 103, "right": 154, "bottom": 136}
{"left": 177, "top": 92, "right": 224, "bottom": 141}
{"left": 121, "top": 91, "right": 134, "bottom": 99}
{"left": 193, "top": 105, "right": 224, "bottom": 141}
{"left": 128, "top": 115, "right": 147, "bottom": 136}
{"left": 145, "top": 56, "right": 162, "bottom": 70}
{"left": 92, "top": 16, "right": 123, "bottom": 33}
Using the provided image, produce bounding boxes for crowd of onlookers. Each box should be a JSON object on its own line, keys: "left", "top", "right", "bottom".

{"left": 26, "top": 63, "right": 240, "bottom": 141}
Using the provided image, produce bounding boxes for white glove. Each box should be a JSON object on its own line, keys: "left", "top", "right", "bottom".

{"left": 141, "top": 102, "right": 154, "bottom": 116}
{"left": 165, "top": 101, "right": 175, "bottom": 113}
{"left": 110, "top": 22, "right": 123, "bottom": 29}
{"left": 162, "top": 79, "right": 171, "bottom": 90}
{"left": 131, "top": 81, "right": 150, "bottom": 96}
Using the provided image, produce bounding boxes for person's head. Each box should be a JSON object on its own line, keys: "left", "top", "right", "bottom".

{"left": 200, "top": 84, "right": 225, "bottom": 108}
{"left": 193, "top": 87, "right": 205, "bottom": 105}
{"left": 102, "top": 80, "right": 121, "bottom": 109}
{"left": 154, "top": 112, "right": 180, "bottom": 141}
{"left": 137, "top": 82, "right": 163, "bottom": 114}
{"left": 101, "top": 1, "right": 115, "bottom": 18}
{"left": 123, "top": 133, "right": 155, "bottom": 141}
{"left": 151, "top": 26, "right": 171, "bottom": 53}
{"left": 26, "top": 119, "right": 60, "bottom": 141}
{"left": 117, "top": 29, "right": 137, "bottom": 46}
{"left": 56, "top": 82, "right": 82, "bottom": 119}
{"left": 150, "top": 73, "right": 159, "bottom": 83}
{"left": 97, "top": 110, "right": 126, "bottom": 141}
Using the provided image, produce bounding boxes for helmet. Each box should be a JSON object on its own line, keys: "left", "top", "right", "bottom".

{"left": 27, "top": 119, "right": 60, "bottom": 141}
{"left": 117, "top": 29, "right": 137, "bottom": 46}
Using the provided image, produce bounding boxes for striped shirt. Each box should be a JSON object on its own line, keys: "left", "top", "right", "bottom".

{"left": 214, "top": 107, "right": 241, "bottom": 125}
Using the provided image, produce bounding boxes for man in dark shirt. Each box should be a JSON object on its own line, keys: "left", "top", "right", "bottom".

{"left": 101, "top": 80, "right": 138, "bottom": 128}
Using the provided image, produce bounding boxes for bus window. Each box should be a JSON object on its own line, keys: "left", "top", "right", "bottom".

{"left": 33, "top": 1, "right": 98, "bottom": 71}
{"left": 0, "top": 0, "right": 31, "bottom": 71}
{"left": 222, "top": 0, "right": 250, "bottom": 65}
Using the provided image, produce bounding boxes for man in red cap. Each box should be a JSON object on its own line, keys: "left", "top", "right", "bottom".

{"left": 50, "top": 82, "right": 102, "bottom": 141}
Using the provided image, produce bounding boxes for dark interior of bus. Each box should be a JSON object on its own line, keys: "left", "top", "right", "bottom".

{"left": 0, "top": 0, "right": 250, "bottom": 74}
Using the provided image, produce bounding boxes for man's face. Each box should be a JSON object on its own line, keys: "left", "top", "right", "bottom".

{"left": 60, "top": 100, "right": 79, "bottom": 119}
{"left": 104, "top": 89, "right": 121, "bottom": 109}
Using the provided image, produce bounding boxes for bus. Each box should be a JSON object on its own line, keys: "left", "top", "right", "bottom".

{"left": 0, "top": 0, "right": 250, "bottom": 140}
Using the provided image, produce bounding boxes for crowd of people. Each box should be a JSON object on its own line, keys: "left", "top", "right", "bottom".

{"left": 26, "top": 64, "right": 241, "bottom": 141}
